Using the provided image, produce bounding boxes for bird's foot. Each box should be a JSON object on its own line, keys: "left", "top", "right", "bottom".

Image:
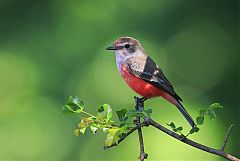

{"left": 140, "top": 97, "right": 148, "bottom": 103}
{"left": 134, "top": 96, "right": 148, "bottom": 108}
{"left": 134, "top": 96, "right": 144, "bottom": 109}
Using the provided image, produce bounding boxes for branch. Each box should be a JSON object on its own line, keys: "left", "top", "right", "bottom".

{"left": 103, "top": 121, "right": 147, "bottom": 150}
{"left": 221, "top": 124, "right": 234, "bottom": 151}
{"left": 105, "top": 96, "right": 239, "bottom": 161}
{"left": 134, "top": 97, "right": 148, "bottom": 161}
{"left": 148, "top": 118, "right": 239, "bottom": 161}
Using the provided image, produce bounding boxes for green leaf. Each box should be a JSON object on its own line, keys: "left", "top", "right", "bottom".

{"left": 189, "top": 128, "right": 194, "bottom": 134}
{"left": 73, "top": 128, "right": 80, "bottom": 136}
{"left": 167, "top": 122, "right": 176, "bottom": 129}
{"left": 62, "top": 105, "right": 74, "bottom": 114}
{"left": 146, "top": 108, "right": 152, "bottom": 113}
{"left": 175, "top": 126, "right": 183, "bottom": 132}
{"left": 104, "top": 128, "right": 120, "bottom": 146}
{"left": 105, "top": 105, "right": 113, "bottom": 122}
{"left": 126, "top": 109, "right": 137, "bottom": 117}
{"left": 98, "top": 104, "right": 112, "bottom": 123}
{"left": 172, "top": 126, "right": 183, "bottom": 132}
{"left": 62, "top": 96, "right": 84, "bottom": 114}
{"left": 67, "top": 96, "right": 84, "bottom": 109}
{"left": 145, "top": 108, "right": 152, "bottom": 116}
{"left": 189, "top": 126, "right": 200, "bottom": 134}
{"left": 119, "top": 123, "right": 126, "bottom": 127}
{"left": 207, "top": 108, "right": 216, "bottom": 120}
{"left": 63, "top": 104, "right": 82, "bottom": 113}
{"left": 199, "top": 109, "right": 207, "bottom": 115}
{"left": 80, "top": 127, "right": 87, "bottom": 134}
{"left": 67, "top": 96, "right": 84, "bottom": 106}
{"left": 90, "top": 126, "right": 98, "bottom": 134}
{"left": 209, "top": 103, "right": 223, "bottom": 109}
{"left": 193, "top": 127, "right": 200, "bottom": 132}
{"left": 116, "top": 109, "right": 127, "bottom": 122}
{"left": 119, "top": 125, "right": 128, "bottom": 134}
{"left": 196, "top": 116, "right": 204, "bottom": 125}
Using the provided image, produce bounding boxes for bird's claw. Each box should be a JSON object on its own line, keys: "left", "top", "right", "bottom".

{"left": 134, "top": 96, "right": 148, "bottom": 109}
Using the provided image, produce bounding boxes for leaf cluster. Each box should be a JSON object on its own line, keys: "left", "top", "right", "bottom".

{"left": 63, "top": 96, "right": 223, "bottom": 146}
{"left": 167, "top": 103, "right": 223, "bottom": 137}
{"left": 62, "top": 96, "right": 152, "bottom": 146}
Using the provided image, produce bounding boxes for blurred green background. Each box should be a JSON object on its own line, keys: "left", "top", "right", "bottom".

{"left": 0, "top": 0, "right": 238, "bottom": 161}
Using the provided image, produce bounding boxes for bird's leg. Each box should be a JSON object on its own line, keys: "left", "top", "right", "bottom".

{"left": 134, "top": 96, "right": 148, "bottom": 108}
{"left": 140, "top": 97, "right": 148, "bottom": 104}
{"left": 134, "top": 96, "right": 142, "bottom": 109}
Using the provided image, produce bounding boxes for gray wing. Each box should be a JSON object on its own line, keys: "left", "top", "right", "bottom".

{"left": 127, "top": 56, "right": 182, "bottom": 101}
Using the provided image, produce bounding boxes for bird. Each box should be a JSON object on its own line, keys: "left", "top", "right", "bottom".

{"left": 106, "top": 36, "right": 196, "bottom": 127}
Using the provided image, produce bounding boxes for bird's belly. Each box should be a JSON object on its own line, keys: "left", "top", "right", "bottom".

{"left": 120, "top": 65, "right": 161, "bottom": 98}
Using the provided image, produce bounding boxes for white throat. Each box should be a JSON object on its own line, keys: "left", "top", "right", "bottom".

{"left": 115, "top": 52, "right": 125, "bottom": 72}
{"left": 115, "top": 48, "right": 144, "bottom": 72}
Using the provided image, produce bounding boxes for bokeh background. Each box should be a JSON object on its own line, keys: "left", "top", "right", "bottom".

{"left": 0, "top": 0, "right": 239, "bottom": 161}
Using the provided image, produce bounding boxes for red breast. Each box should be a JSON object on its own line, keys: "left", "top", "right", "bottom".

{"left": 120, "top": 64, "right": 178, "bottom": 105}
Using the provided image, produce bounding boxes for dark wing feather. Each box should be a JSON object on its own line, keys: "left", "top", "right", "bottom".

{"left": 127, "top": 56, "right": 182, "bottom": 101}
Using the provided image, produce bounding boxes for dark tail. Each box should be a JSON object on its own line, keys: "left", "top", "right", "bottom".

{"left": 176, "top": 101, "right": 196, "bottom": 128}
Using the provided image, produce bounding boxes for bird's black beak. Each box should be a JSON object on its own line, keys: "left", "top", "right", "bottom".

{"left": 106, "top": 45, "right": 118, "bottom": 50}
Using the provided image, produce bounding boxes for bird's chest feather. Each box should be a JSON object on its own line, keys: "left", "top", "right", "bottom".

{"left": 119, "top": 64, "right": 161, "bottom": 98}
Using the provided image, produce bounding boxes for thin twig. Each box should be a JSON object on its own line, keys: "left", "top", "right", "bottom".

{"left": 103, "top": 121, "right": 146, "bottom": 150}
{"left": 221, "top": 124, "right": 234, "bottom": 151}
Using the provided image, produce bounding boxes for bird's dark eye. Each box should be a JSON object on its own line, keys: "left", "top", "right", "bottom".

{"left": 124, "top": 44, "right": 130, "bottom": 48}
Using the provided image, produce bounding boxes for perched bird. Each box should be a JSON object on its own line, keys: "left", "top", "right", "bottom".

{"left": 106, "top": 36, "right": 196, "bottom": 127}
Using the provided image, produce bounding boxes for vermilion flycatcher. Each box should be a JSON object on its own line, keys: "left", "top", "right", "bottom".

{"left": 106, "top": 36, "right": 196, "bottom": 127}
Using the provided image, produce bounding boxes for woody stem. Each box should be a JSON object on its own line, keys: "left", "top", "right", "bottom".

{"left": 134, "top": 96, "right": 148, "bottom": 161}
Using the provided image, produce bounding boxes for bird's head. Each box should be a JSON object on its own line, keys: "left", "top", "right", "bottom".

{"left": 106, "top": 36, "right": 144, "bottom": 56}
